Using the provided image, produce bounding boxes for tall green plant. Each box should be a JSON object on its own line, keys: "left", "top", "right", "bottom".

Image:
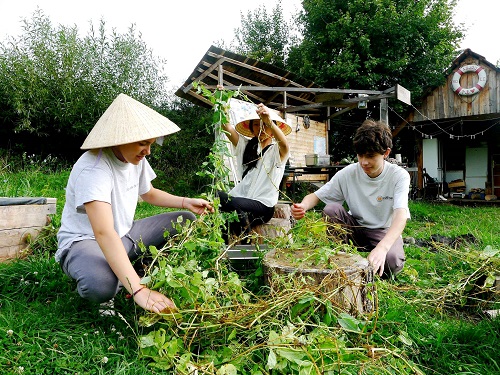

{"left": 0, "top": 9, "right": 169, "bottom": 156}
{"left": 231, "top": 0, "right": 299, "bottom": 70}
{"left": 288, "top": 0, "right": 463, "bottom": 97}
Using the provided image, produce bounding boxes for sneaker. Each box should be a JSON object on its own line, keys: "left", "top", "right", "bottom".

{"left": 99, "top": 298, "right": 115, "bottom": 317}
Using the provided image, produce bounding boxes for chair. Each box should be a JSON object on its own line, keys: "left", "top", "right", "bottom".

{"left": 423, "top": 168, "right": 440, "bottom": 200}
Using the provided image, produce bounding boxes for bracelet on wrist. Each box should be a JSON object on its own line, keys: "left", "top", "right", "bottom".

{"left": 126, "top": 286, "right": 147, "bottom": 299}
{"left": 182, "top": 197, "right": 186, "bottom": 208}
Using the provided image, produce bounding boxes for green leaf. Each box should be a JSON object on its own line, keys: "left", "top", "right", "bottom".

{"left": 217, "top": 364, "right": 238, "bottom": 375}
{"left": 267, "top": 348, "right": 277, "bottom": 369}
{"left": 227, "top": 328, "right": 237, "bottom": 342}
{"left": 398, "top": 331, "right": 413, "bottom": 346}
{"left": 337, "top": 313, "right": 362, "bottom": 333}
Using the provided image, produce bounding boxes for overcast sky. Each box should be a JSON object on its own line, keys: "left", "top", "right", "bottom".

{"left": 0, "top": 0, "right": 497, "bottom": 91}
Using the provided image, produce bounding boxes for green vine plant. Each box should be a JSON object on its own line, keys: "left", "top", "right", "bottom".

{"left": 131, "top": 85, "right": 421, "bottom": 375}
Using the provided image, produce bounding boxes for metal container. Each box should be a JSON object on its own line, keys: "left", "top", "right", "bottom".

{"left": 317, "top": 155, "right": 331, "bottom": 166}
{"left": 305, "top": 154, "right": 318, "bottom": 166}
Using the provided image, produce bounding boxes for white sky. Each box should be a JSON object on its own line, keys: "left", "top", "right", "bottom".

{"left": 0, "top": 0, "right": 497, "bottom": 91}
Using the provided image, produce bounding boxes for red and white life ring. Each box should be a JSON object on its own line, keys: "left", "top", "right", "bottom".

{"left": 451, "top": 64, "right": 487, "bottom": 96}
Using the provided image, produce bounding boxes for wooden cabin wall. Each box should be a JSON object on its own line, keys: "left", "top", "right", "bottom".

{"left": 413, "top": 56, "right": 500, "bottom": 121}
{"left": 283, "top": 115, "right": 327, "bottom": 167}
{"left": 283, "top": 114, "right": 329, "bottom": 182}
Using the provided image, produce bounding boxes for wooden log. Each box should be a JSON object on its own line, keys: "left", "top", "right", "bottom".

{"left": 263, "top": 250, "right": 374, "bottom": 315}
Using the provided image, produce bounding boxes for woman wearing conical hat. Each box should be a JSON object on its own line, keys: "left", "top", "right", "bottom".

{"left": 56, "top": 93, "right": 213, "bottom": 314}
{"left": 217, "top": 87, "right": 291, "bottom": 242}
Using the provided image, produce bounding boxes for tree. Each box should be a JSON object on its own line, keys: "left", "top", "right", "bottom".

{"left": 284, "top": 0, "right": 464, "bottom": 158}
{"left": 231, "top": 0, "right": 299, "bottom": 69}
{"left": 0, "top": 9, "right": 169, "bottom": 158}
{"left": 288, "top": 0, "right": 463, "bottom": 97}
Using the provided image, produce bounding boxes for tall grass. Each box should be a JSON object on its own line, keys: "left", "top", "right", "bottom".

{"left": 0, "top": 162, "right": 499, "bottom": 374}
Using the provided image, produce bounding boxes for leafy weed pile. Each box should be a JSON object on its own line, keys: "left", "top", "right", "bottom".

{"left": 134, "top": 87, "right": 425, "bottom": 374}
{"left": 136, "top": 215, "right": 424, "bottom": 375}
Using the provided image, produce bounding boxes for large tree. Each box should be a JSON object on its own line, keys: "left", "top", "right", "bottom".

{"left": 288, "top": 0, "right": 463, "bottom": 97}
{"left": 231, "top": 0, "right": 299, "bottom": 69}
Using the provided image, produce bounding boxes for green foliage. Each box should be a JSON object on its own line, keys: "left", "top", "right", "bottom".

{"left": 148, "top": 97, "right": 214, "bottom": 196}
{"left": 0, "top": 255, "right": 158, "bottom": 375}
{"left": 289, "top": 0, "right": 463, "bottom": 97}
{"left": 0, "top": 9, "right": 169, "bottom": 157}
{"left": 0, "top": 165, "right": 499, "bottom": 375}
{"left": 231, "top": 0, "right": 299, "bottom": 69}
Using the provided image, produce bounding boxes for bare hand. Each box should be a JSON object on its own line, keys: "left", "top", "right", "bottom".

{"left": 367, "top": 247, "right": 387, "bottom": 277}
{"left": 185, "top": 198, "right": 214, "bottom": 215}
{"left": 134, "top": 288, "right": 177, "bottom": 313}
{"left": 291, "top": 203, "right": 306, "bottom": 220}
{"left": 256, "top": 103, "right": 272, "bottom": 125}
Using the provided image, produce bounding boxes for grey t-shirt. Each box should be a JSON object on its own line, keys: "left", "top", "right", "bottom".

{"left": 315, "top": 161, "right": 410, "bottom": 229}
{"left": 56, "top": 148, "right": 155, "bottom": 262}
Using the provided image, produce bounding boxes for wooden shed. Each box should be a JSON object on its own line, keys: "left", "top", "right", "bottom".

{"left": 176, "top": 45, "right": 410, "bottom": 186}
{"left": 397, "top": 49, "right": 500, "bottom": 198}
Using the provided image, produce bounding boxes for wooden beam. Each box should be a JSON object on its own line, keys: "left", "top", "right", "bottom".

{"left": 328, "top": 105, "right": 357, "bottom": 119}
{"left": 204, "top": 71, "right": 270, "bottom": 104}
{"left": 207, "top": 51, "right": 303, "bottom": 87}
{"left": 204, "top": 85, "right": 382, "bottom": 95}
{"left": 197, "top": 62, "right": 316, "bottom": 105}
{"left": 182, "top": 56, "right": 227, "bottom": 93}
{"left": 392, "top": 111, "right": 413, "bottom": 137}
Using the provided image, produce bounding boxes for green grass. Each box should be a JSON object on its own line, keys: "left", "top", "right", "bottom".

{"left": 1, "top": 166, "right": 499, "bottom": 374}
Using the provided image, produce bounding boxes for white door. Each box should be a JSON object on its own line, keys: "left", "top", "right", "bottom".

{"left": 465, "top": 146, "right": 488, "bottom": 193}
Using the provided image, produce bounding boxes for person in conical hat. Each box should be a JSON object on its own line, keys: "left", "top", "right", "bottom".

{"left": 56, "top": 93, "right": 213, "bottom": 314}
{"left": 216, "top": 86, "right": 291, "bottom": 241}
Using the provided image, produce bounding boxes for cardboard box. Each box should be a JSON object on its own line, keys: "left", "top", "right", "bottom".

{"left": 448, "top": 179, "right": 465, "bottom": 188}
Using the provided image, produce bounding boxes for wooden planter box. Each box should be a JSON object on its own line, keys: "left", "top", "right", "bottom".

{"left": 0, "top": 197, "right": 57, "bottom": 262}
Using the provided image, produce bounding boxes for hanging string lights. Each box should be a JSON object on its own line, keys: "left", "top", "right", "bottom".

{"left": 389, "top": 105, "right": 500, "bottom": 140}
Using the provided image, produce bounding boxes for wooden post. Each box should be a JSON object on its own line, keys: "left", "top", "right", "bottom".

{"left": 380, "top": 98, "right": 388, "bottom": 124}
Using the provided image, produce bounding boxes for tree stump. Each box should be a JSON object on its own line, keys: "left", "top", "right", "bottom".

{"left": 263, "top": 249, "right": 374, "bottom": 315}
{"left": 252, "top": 203, "right": 293, "bottom": 244}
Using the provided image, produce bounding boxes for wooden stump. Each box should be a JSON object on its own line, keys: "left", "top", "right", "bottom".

{"left": 273, "top": 202, "right": 292, "bottom": 220}
{"left": 0, "top": 198, "right": 57, "bottom": 262}
{"left": 263, "top": 250, "right": 374, "bottom": 315}
{"left": 252, "top": 203, "right": 293, "bottom": 244}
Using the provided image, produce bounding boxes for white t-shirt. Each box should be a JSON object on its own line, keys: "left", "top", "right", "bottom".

{"left": 229, "top": 135, "right": 288, "bottom": 207}
{"left": 315, "top": 161, "right": 410, "bottom": 229}
{"left": 56, "top": 148, "right": 156, "bottom": 262}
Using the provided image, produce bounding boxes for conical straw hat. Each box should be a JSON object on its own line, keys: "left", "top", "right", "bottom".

{"left": 235, "top": 111, "right": 291, "bottom": 138}
{"left": 81, "top": 93, "right": 181, "bottom": 149}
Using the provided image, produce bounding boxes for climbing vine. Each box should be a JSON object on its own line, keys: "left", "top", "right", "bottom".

{"left": 134, "top": 86, "right": 421, "bottom": 375}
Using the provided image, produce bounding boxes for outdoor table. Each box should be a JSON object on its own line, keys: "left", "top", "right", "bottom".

{"left": 284, "top": 165, "right": 346, "bottom": 198}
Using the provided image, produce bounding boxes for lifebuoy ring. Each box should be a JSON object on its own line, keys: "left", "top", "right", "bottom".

{"left": 451, "top": 64, "right": 487, "bottom": 96}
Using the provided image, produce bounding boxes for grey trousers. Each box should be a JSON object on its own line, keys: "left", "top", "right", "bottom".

{"left": 60, "top": 211, "right": 196, "bottom": 303}
{"left": 323, "top": 202, "right": 405, "bottom": 278}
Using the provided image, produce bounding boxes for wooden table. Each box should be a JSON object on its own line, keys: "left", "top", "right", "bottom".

{"left": 284, "top": 165, "right": 346, "bottom": 198}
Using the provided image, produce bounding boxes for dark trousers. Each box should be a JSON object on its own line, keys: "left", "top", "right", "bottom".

{"left": 217, "top": 191, "right": 274, "bottom": 240}
{"left": 323, "top": 202, "right": 405, "bottom": 278}
{"left": 59, "top": 211, "right": 196, "bottom": 303}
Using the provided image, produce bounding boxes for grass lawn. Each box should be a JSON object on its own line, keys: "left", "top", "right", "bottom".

{"left": 1, "top": 167, "right": 499, "bottom": 374}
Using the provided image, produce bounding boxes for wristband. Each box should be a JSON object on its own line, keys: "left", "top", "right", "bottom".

{"left": 126, "top": 286, "right": 146, "bottom": 299}
{"left": 182, "top": 197, "right": 186, "bottom": 208}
